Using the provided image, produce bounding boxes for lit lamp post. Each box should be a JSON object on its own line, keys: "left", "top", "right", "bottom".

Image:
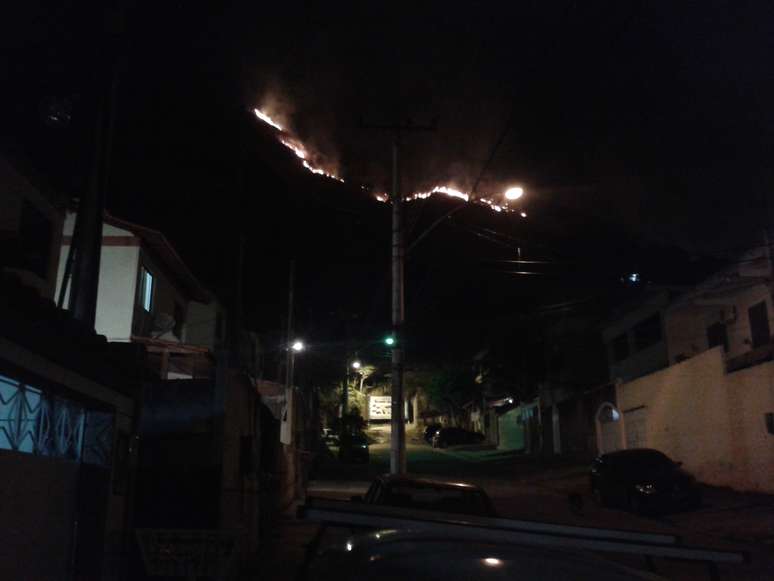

{"left": 286, "top": 339, "right": 304, "bottom": 391}
{"left": 385, "top": 185, "right": 527, "bottom": 474}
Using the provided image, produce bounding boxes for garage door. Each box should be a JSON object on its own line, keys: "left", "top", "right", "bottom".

{"left": 624, "top": 407, "right": 648, "bottom": 449}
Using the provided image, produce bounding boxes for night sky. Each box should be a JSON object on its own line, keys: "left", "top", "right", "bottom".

{"left": 3, "top": 1, "right": 773, "bottom": 366}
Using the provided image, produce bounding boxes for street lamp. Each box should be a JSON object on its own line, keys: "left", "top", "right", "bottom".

{"left": 504, "top": 186, "right": 524, "bottom": 201}
{"left": 351, "top": 360, "right": 362, "bottom": 370}
{"left": 291, "top": 340, "right": 305, "bottom": 353}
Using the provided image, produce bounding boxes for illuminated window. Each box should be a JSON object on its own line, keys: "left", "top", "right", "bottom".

{"left": 139, "top": 266, "right": 154, "bottom": 312}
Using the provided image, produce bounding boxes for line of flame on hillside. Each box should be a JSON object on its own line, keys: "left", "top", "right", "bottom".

{"left": 253, "top": 108, "right": 344, "bottom": 182}
{"left": 253, "top": 107, "right": 520, "bottom": 214}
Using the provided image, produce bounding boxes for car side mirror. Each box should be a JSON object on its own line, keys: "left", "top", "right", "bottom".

{"left": 350, "top": 495, "right": 364, "bottom": 503}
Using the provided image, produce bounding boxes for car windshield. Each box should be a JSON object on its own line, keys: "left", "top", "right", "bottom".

{"left": 612, "top": 452, "right": 673, "bottom": 476}
{"left": 383, "top": 484, "right": 491, "bottom": 516}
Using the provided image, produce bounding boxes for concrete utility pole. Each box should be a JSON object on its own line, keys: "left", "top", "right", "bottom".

{"left": 390, "top": 136, "right": 406, "bottom": 475}
{"left": 285, "top": 259, "right": 296, "bottom": 392}
{"left": 362, "top": 120, "right": 434, "bottom": 475}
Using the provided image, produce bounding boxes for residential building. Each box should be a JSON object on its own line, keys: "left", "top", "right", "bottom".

{"left": 0, "top": 155, "right": 65, "bottom": 298}
{"left": 56, "top": 211, "right": 212, "bottom": 345}
{"left": 55, "top": 211, "right": 217, "bottom": 379}
{"left": 602, "top": 288, "right": 681, "bottom": 383}
{"left": 1, "top": 156, "right": 143, "bottom": 580}
{"left": 596, "top": 244, "right": 774, "bottom": 493}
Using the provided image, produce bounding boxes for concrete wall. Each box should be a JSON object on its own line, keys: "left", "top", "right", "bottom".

{"left": 57, "top": 214, "right": 140, "bottom": 341}
{"left": 219, "top": 369, "right": 261, "bottom": 562}
{"left": 185, "top": 300, "right": 226, "bottom": 349}
{"left": 0, "top": 449, "right": 79, "bottom": 581}
{"left": 615, "top": 346, "right": 774, "bottom": 493}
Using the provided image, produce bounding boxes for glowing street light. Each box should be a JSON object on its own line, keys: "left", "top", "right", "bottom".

{"left": 291, "top": 340, "right": 305, "bottom": 352}
{"left": 504, "top": 186, "right": 524, "bottom": 201}
{"left": 351, "top": 360, "right": 362, "bottom": 370}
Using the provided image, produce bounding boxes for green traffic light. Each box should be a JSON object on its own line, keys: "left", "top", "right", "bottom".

{"left": 384, "top": 336, "right": 395, "bottom": 346}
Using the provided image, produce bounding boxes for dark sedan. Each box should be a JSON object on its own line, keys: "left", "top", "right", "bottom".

{"left": 590, "top": 448, "right": 702, "bottom": 514}
{"left": 338, "top": 433, "right": 369, "bottom": 463}
{"left": 353, "top": 474, "right": 497, "bottom": 517}
{"left": 423, "top": 423, "right": 441, "bottom": 444}
{"left": 432, "top": 426, "right": 486, "bottom": 448}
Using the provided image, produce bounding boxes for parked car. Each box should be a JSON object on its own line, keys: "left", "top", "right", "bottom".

{"left": 432, "top": 426, "right": 486, "bottom": 448}
{"left": 338, "top": 433, "right": 369, "bottom": 463}
{"left": 353, "top": 474, "right": 497, "bottom": 517}
{"left": 307, "top": 529, "right": 667, "bottom": 580}
{"left": 423, "top": 423, "right": 442, "bottom": 444}
{"left": 590, "top": 448, "right": 702, "bottom": 514}
{"left": 322, "top": 428, "right": 339, "bottom": 446}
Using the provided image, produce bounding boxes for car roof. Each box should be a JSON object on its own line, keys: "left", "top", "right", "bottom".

{"left": 376, "top": 474, "right": 483, "bottom": 491}
{"left": 312, "top": 530, "right": 665, "bottom": 580}
{"left": 601, "top": 448, "right": 668, "bottom": 459}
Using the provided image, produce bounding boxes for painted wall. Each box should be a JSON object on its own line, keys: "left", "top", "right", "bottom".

{"left": 615, "top": 346, "right": 774, "bottom": 493}
{"left": 185, "top": 300, "right": 226, "bottom": 349}
{"left": 57, "top": 214, "right": 139, "bottom": 341}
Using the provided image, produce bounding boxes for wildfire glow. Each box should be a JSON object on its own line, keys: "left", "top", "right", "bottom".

{"left": 381, "top": 186, "right": 512, "bottom": 213}
{"left": 253, "top": 108, "right": 283, "bottom": 131}
{"left": 254, "top": 106, "right": 522, "bottom": 211}
{"left": 254, "top": 108, "right": 344, "bottom": 182}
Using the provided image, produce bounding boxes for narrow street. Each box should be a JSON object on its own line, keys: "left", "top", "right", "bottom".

{"left": 261, "top": 439, "right": 774, "bottom": 581}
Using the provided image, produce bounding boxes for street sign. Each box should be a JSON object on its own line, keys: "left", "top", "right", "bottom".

{"left": 369, "top": 395, "right": 392, "bottom": 420}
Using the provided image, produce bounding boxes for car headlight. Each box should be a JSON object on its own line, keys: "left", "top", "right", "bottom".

{"left": 635, "top": 483, "right": 657, "bottom": 495}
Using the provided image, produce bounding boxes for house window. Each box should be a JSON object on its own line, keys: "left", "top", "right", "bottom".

{"left": 612, "top": 333, "right": 629, "bottom": 362}
{"left": 174, "top": 302, "right": 184, "bottom": 338}
{"left": 138, "top": 266, "right": 154, "bottom": 312}
{"left": 706, "top": 321, "right": 729, "bottom": 352}
{"left": 748, "top": 301, "right": 770, "bottom": 349}
{"left": 19, "top": 200, "right": 53, "bottom": 279}
{"left": 215, "top": 311, "right": 224, "bottom": 340}
{"left": 765, "top": 412, "right": 774, "bottom": 435}
{"left": 634, "top": 314, "right": 662, "bottom": 350}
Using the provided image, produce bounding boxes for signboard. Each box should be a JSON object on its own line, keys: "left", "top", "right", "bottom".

{"left": 369, "top": 396, "right": 392, "bottom": 420}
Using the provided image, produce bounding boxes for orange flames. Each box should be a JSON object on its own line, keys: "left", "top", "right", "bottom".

{"left": 377, "top": 186, "right": 507, "bottom": 213}
{"left": 254, "top": 108, "right": 344, "bottom": 182}
{"left": 253, "top": 107, "right": 519, "bottom": 214}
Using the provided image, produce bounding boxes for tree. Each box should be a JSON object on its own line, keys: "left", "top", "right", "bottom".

{"left": 422, "top": 364, "right": 479, "bottom": 426}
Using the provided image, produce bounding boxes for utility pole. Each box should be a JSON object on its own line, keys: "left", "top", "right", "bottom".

{"left": 361, "top": 120, "right": 434, "bottom": 475}
{"left": 390, "top": 135, "right": 406, "bottom": 474}
{"left": 67, "top": 7, "right": 125, "bottom": 326}
{"left": 285, "top": 260, "right": 296, "bottom": 392}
